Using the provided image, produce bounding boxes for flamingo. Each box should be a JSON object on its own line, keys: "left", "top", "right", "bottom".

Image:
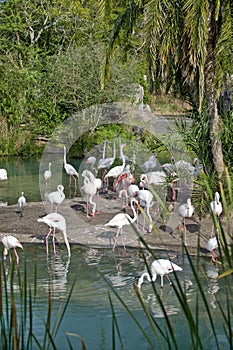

{"left": 98, "top": 136, "right": 116, "bottom": 170}
{"left": 2, "top": 235, "right": 23, "bottom": 264}
{"left": 142, "top": 152, "right": 157, "bottom": 172}
{"left": 210, "top": 192, "right": 222, "bottom": 237}
{"left": 136, "top": 189, "right": 154, "bottom": 232}
{"left": 18, "top": 191, "right": 26, "bottom": 209}
{"left": 47, "top": 185, "right": 65, "bottom": 212}
{"left": 81, "top": 170, "right": 99, "bottom": 217}
{"left": 178, "top": 198, "right": 194, "bottom": 246}
{"left": 105, "top": 142, "right": 126, "bottom": 181}
{"left": 17, "top": 191, "right": 26, "bottom": 217}
{"left": 44, "top": 162, "right": 52, "bottom": 189}
{"left": 37, "top": 213, "right": 71, "bottom": 257}
{"left": 63, "top": 145, "right": 79, "bottom": 187}
{"left": 0, "top": 169, "right": 7, "bottom": 180}
{"left": 105, "top": 197, "right": 138, "bottom": 251}
{"left": 137, "top": 259, "right": 183, "bottom": 289}
{"left": 206, "top": 236, "right": 218, "bottom": 261}
{"left": 139, "top": 171, "right": 167, "bottom": 189}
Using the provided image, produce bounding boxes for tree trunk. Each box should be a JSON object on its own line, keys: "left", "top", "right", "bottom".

{"left": 204, "top": 4, "right": 224, "bottom": 179}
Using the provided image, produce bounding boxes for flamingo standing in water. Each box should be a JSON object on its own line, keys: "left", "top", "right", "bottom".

{"left": 2, "top": 235, "right": 23, "bottom": 264}
{"left": 44, "top": 162, "right": 52, "bottom": 189}
{"left": 178, "top": 198, "right": 194, "bottom": 246}
{"left": 37, "top": 213, "right": 71, "bottom": 257}
{"left": 63, "top": 146, "right": 79, "bottom": 187}
{"left": 206, "top": 236, "right": 219, "bottom": 261}
{"left": 137, "top": 259, "right": 183, "bottom": 289}
{"left": 210, "top": 192, "right": 222, "bottom": 237}
{"left": 105, "top": 197, "right": 138, "bottom": 251}
{"left": 47, "top": 185, "right": 65, "bottom": 212}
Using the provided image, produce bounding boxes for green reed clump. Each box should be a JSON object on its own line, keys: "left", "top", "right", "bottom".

{"left": 0, "top": 260, "right": 79, "bottom": 350}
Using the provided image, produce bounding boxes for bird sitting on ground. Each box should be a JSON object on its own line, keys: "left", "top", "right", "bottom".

{"left": 37, "top": 212, "right": 71, "bottom": 257}
{"left": 2, "top": 235, "right": 23, "bottom": 264}
{"left": 137, "top": 259, "right": 183, "bottom": 289}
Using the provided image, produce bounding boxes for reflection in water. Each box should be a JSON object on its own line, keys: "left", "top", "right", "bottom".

{"left": 43, "top": 254, "right": 70, "bottom": 299}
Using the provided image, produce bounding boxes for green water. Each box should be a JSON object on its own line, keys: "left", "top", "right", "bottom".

{"left": 1, "top": 245, "right": 231, "bottom": 350}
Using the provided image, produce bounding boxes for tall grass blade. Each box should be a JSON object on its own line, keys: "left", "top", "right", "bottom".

{"left": 108, "top": 291, "right": 123, "bottom": 350}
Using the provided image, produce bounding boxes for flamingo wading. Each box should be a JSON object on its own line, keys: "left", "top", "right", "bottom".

{"left": 37, "top": 213, "right": 71, "bottom": 257}
{"left": 63, "top": 145, "right": 79, "bottom": 187}
{"left": 138, "top": 259, "right": 183, "bottom": 289}
{"left": 2, "top": 235, "right": 23, "bottom": 264}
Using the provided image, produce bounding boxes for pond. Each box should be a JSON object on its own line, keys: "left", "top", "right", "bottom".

{"left": 2, "top": 245, "right": 232, "bottom": 350}
{"left": 0, "top": 157, "right": 232, "bottom": 349}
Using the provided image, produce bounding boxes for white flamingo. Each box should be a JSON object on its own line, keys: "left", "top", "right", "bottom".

{"left": 37, "top": 213, "right": 71, "bottom": 257}
{"left": 210, "top": 192, "right": 222, "bottom": 237}
{"left": 18, "top": 191, "right": 26, "bottom": 209}
{"left": 137, "top": 259, "right": 183, "bottom": 289}
{"left": 139, "top": 171, "right": 166, "bottom": 189}
{"left": 105, "top": 197, "right": 138, "bottom": 251}
{"left": 105, "top": 142, "right": 126, "bottom": 181}
{"left": 98, "top": 136, "right": 116, "bottom": 171}
{"left": 81, "top": 170, "right": 99, "bottom": 217}
{"left": 2, "top": 235, "right": 23, "bottom": 264}
{"left": 63, "top": 145, "right": 79, "bottom": 187}
{"left": 0, "top": 169, "right": 7, "bottom": 180}
{"left": 137, "top": 189, "right": 154, "bottom": 232}
{"left": 44, "top": 162, "right": 52, "bottom": 189}
{"left": 178, "top": 198, "right": 194, "bottom": 246}
{"left": 206, "top": 236, "right": 218, "bottom": 261}
{"left": 47, "top": 185, "right": 65, "bottom": 212}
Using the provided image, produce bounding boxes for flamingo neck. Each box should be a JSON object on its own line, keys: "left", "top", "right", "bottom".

{"left": 138, "top": 272, "right": 152, "bottom": 288}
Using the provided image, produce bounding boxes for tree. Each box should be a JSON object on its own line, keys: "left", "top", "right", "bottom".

{"left": 98, "top": 0, "right": 233, "bottom": 178}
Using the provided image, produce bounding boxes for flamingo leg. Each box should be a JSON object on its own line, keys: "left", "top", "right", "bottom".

{"left": 160, "top": 275, "right": 164, "bottom": 288}
{"left": 112, "top": 227, "right": 121, "bottom": 251}
{"left": 120, "top": 228, "right": 126, "bottom": 251}
{"left": 46, "top": 227, "right": 53, "bottom": 255}
{"left": 52, "top": 228, "right": 56, "bottom": 255}
{"left": 86, "top": 195, "right": 90, "bottom": 218}
{"left": 14, "top": 248, "right": 19, "bottom": 265}
{"left": 183, "top": 219, "right": 188, "bottom": 246}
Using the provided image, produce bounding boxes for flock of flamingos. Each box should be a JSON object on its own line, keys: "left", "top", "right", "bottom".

{"left": 0, "top": 136, "right": 223, "bottom": 288}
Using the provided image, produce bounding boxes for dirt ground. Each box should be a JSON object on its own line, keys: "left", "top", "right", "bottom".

{"left": 0, "top": 192, "right": 231, "bottom": 260}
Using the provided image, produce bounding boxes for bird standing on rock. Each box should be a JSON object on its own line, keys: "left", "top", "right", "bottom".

{"left": 17, "top": 192, "right": 26, "bottom": 217}
{"left": 47, "top": 185, "right": 65, "bottom": 212}
{"left": 105, "top": 197, "right": 138, "bottom": 251}
{"left": 210, "top": 192, "right": 222, "bottom": 237}
{"left": 178, "top": 198, "right": 194, "bottom": 246}
{"left": 2, "top": 235, "right": 23, "bottom": 264}
{"left": 137, "top": 259, "right": 183, "bottom": 289}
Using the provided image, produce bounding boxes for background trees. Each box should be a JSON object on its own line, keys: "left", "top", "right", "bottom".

{"left": 98, "top": 0, "right": 233, "bottom": 177}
